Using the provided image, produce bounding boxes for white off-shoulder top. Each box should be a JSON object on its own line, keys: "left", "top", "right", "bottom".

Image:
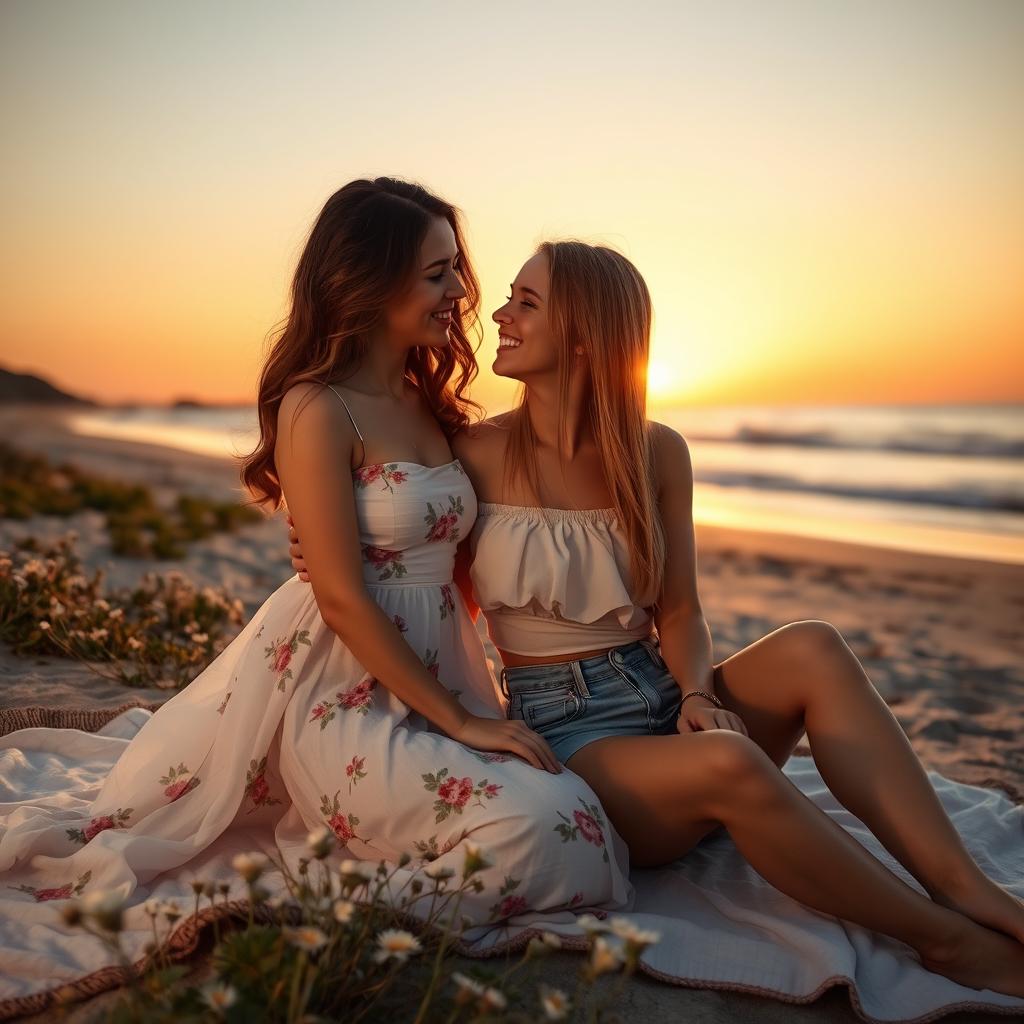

{"left": 468, "top": 502, "right": 654, "bottom": 656}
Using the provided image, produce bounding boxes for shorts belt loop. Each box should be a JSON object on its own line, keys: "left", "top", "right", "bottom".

{"left": 570, "top": 659, "right": 591, "bottom": 698}
{"left": 499, "top": 668, "right": 511, "bottom": 699}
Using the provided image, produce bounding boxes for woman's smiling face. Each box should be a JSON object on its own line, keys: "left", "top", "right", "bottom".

{"left": 491, "top": 252, "right": 558, "bottom": 380}
{"left": 384, "top": 215, "right": 466, "bottom": 350}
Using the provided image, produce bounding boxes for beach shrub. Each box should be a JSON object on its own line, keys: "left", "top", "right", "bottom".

{"left": 0, "top": 534, "right": 245, "bottom": 689}
{"left": 59, "top": 835, "right": 660, "bottom": 1023}
{"left": 0, "top": 441, "right": 261, "bottom": 558}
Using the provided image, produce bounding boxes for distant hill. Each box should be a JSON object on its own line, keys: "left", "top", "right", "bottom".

{"left": 0, "top": 366, "right": 98, "bottom": 406}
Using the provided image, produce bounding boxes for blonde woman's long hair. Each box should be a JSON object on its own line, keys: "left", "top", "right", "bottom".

{"left": 503, "top": 240, "right": 666, "bottom": 606}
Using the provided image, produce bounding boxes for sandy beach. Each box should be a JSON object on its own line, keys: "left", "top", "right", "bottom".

{"left": 1, "top": 405, "right": 1022, "bottom": 1022}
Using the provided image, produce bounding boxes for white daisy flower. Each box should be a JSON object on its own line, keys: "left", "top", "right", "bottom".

{"left": 451, "top": 972, "right": 485, "bottom": 996}
{"left": 339, "top": 859, "right": 373, "bottom": 883}
{"left": 373, "top": 928, "right": 422, "bottom": 963}
{"left": 479, "top": 987, "right": 507, "bottom": 1012}
{"left": 305, "top": 826, "right": 333, "bottom": 859}
{"left": 232, "top": 851, "right": 269, "bottom": 883}
{"left": 608, "top": 916, "right": 661, "bottom": 947}
{"left": 539, "top": 983, "right": 571, "bottom": 1020}
{"left": 423, "top": 862, "right": 455, "bottom": 881}
{"left": 575, "top": 913, "right": 608, "bottom": 934}
{"left": 284, "top": 926, "right": 328, "bottom": 953}
{"left": 333, "top": 899, "right": 356, "bottom": 924}
{"left": 589, "top": 936, "right": 624, "bottom": 976}
{"left": 202, "top": 982, "right": 238, "bottom": 1011}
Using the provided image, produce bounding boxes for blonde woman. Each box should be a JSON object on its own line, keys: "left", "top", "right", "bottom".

{"left": 291, "top": 240, "right": 1024, "bottom": 997}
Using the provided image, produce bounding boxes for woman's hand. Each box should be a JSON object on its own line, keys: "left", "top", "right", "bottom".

{"left": 286, "top": 513, "right": 310, "bottom": 582}
{"left": 677, "top": 698, "right": 749, "bottom": 737}
{"left": 449, "top": 715, "right": 564, "bottom": 774}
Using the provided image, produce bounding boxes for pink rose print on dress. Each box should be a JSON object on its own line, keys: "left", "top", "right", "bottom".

{"left": 362, "top": 545, "right": 407, "bottom": 581}
{"left": 308, "top": 677, "right": 377, "bottom": 730}
{"left": 160, "top": 763, "right": 201, "bottom": 803}
{"left": 422, "top": 767, "right": 503, "bottom": 823}
{"left": 488, "top": 876, "right": 528, "bottom": 921}
{"left": 423, "top": 496, "right": 464, "bottom": 543}
{"left": 245, "top": 755, "right": 282, "bottom": 813}
{"left": 438, "top": 584, "right": 456, "bottom": 620}
{"left": 346, "top": 754, "right": 367, "bottom": 794}
{"left": 392, "top": 614, "right": 408, "bottom": 633}
{"left": 319, "top": 791, "right": 363, "bottom": 847}
{"left": 66, "top": 807, "right": 133, "bottom": 845}
{"left": 354, "top": 463, "right": 409, "bottom": 493}
{"left": 216, "top": 691, "right": 232, "bottom": 715}
{"left": 339, "top": 676, "right": 377, "bottom": 713}
{"left": 264, "top": 628, "right": 312, "bottom": 692}
{"left": 9, "top": 870, "right": 92, "bottom": 903}
{"left": 423, "top": 649, "right": 439, "bottom": 678}
{"left": 554, "top": 797, "right": 609, "bottom": 863}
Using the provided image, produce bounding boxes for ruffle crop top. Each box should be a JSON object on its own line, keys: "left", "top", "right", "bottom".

{"left": 468, "top": 502, "right": 653, "bottom": 657}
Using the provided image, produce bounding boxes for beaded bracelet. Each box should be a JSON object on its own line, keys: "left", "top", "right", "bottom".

{"left": 680, "top": 689, "right": 724, "bottom": 710}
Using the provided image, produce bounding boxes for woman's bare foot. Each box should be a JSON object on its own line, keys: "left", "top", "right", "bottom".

{"left": 930, "top": 871, "right": 1024, "bottom": 946}
{"left": 919, "top": 915, "right": 1024, "bottom": 998}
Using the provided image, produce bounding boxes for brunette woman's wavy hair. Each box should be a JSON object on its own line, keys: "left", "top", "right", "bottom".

{"left": 239, "top": 177, "right": 482, "bottom": 510}
{"left": 504, "top": 240, "right": 666, "bottom": 606}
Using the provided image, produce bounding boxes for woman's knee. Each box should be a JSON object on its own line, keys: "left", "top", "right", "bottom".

{"left": 774, "top": 619, "right": 847, "bottom": 661}
{"left": 696, "top": 731, "right": 781, "bottom": 816}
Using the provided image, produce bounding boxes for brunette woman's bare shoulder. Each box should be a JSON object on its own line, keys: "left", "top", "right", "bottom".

{"left": 276, "top": 382, "right": 356, "bottom": 454}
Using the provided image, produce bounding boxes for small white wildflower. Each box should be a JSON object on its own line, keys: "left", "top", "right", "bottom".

{"left": 51, "top": 600, "right": 65, "bottom": 616}
{"left": 576, "top": 913, "right": 608, "bottom": 934}
{"left": 143, "top": 898, "right": 161, "bottom": 917}
{"left": 95, "top": 599, "right": 110, "bottom": 611}
{"left": 373, "top": 928, "right": 422, "bottom": 964}
{"left": 284, "top": 926, "right": 328, "bottom": 953}
{"left": 332, "top": 899, "right": 355, "bottom": 924}
{"left": 80, "top": 889, "right": 125, "bottom": 932}
{"left": 451, "top": 971, "right": 486, "bottom": 1002}
{"left": 89, "top": 628, "right": 108, "bottom": 641}
{"left": 479, "top": 987, "right": 507, "bottom": 1012}
{"left": 305, "top": 826, "right": 333, "bottom": 859}
{"left": 423, "top": 862, "right": 455, "bottom": 881}
{"left": 539, "top": 984, "right": 571, "bottom": 1020}
{"left": 107, "top": 607, "right": 124, "bottom": 621}
{"left": 608, "top": 916, "right": 661, "bottom": 948}
{"left": 127, "top": 636, "right": 144, "bottom": 650}
{"left": 339, "top": 859, "right": 373, "bottom": 883}
{"left": 191, "top": 632, "right": 209, "bottom": 645}
{"left": 201, "top": 982, "right": 237, "bottom": 1011}
{"left": 231, "top": 851, "right": 269, "bottom": 883}
{"left": 588, "top": 935, "right": 624, "bottom": 976}
{"left": 39, "top": 621, "right": 51, "bottom": 631}
{"left": 22, "top": 559, "right": 45, "bottom": 577}
{"left": 161, "top": 899, "right": 182, "bottom": 922}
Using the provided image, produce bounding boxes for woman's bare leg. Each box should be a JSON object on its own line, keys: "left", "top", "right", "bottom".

{"left": 566, "top": 730, "right": 1024, "bottom": 997}
{"left": 711, "top": 620, "right": 1024, "bottom": 943}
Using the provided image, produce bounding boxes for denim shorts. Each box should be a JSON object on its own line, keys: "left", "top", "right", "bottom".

{"left": 500, "top": 637, "right": 684, "bottom": 765}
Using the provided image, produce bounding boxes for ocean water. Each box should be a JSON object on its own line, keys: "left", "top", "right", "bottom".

{"left": 66, "top": 402, "right": 1024, "bottom": 565}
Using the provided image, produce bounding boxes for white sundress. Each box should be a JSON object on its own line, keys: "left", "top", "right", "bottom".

{"left": 0, "top": 445, "right": 634, "bottom": 1013}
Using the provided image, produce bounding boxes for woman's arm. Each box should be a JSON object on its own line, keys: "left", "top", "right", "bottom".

{"left": 453, "top": 538, "right": 480, "bottom": 622}
{"left": 275, "top": 383, "right": 469, "bottom": 738}
{"left": 651, "top": 423, "right": 748, "bottom": 735}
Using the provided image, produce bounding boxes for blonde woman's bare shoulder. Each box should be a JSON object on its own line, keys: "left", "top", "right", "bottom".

{"left": 452, "top": 415, "right": 510, "bottom": 481}
{"left": 647, "top": 420, "right": 693, "bottom": 489}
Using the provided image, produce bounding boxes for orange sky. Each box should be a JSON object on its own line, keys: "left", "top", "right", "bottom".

{"left": 1, "top": 1, "right": 1022, "bottom": 410}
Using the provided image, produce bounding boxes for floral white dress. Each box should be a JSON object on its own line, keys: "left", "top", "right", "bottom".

{"left": 0, "top": 456, "right": 634, "bottom": 1012}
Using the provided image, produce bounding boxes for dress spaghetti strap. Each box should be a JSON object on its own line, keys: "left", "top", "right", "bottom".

{"left": 321, "top": 382, "right": 366, "bottom": 467}
{"left": 323, "top": 383, "right": 365, "bottom": 442}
